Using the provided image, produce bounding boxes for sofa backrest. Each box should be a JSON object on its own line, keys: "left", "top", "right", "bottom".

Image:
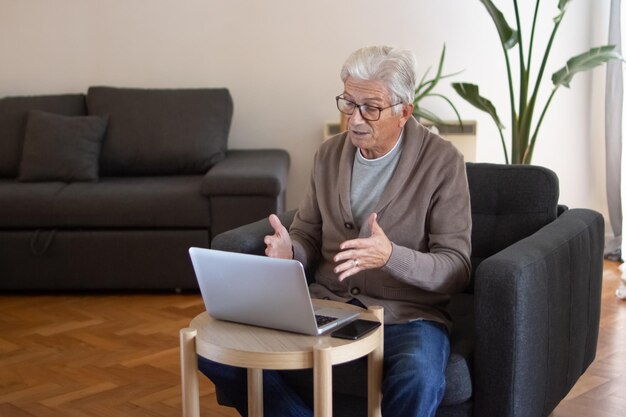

{"left": 467, "top": 162, "right": 559, "bottom": 285}
{"left": 0, "top": 94, "right": 87, "bottom": 178}
{"left": 87, "top": 87, "right": 233, "bottom": 176}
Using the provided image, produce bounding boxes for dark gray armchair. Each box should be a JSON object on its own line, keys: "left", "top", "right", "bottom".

{"left": 204, "top": 163, "right": 604, "bottom": 417}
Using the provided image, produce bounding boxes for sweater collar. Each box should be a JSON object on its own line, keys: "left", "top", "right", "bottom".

{"left": 338, "top": 117, "right": 427, "bottom": 231}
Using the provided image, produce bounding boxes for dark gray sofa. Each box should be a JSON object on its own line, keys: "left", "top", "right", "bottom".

{"left": 0, "top": 87, "right": 289, "bottom": 290}
{"left": 203, "top": 163, "right": 604, "bottom": 417}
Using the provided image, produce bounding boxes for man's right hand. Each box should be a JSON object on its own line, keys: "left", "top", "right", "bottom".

{"left": 264, "top": 214, "right": 293, "bottom": 259}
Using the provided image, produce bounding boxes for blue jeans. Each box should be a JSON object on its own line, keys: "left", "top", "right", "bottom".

{"left": 198, "top": 318, "right": 449, "bottom": 417}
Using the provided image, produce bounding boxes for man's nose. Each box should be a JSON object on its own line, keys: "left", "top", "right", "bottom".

{"left": 349, "top": 106, "right": 365, "bottom": 124}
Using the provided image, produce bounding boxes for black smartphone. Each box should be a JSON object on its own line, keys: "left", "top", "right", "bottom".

{"left": 330, "top": 319, "right": 381, "bottom": 340}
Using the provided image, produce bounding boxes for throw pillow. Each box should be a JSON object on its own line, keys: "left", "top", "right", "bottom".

{"left": 18, "top": 110, "right": 108, "bottom": 182}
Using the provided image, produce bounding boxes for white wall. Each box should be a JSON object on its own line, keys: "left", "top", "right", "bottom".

{"left": 0, "top": 0, "right": 609, "bottom": 216}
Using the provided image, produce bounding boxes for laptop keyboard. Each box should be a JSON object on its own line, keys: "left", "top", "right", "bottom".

{"left": 315, "top": 314, "right": 337, "bottom": 327}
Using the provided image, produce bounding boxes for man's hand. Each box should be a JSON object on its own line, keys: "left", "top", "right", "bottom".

{"left": 333, "top": 213, "right": 392, "bottom": 281}
{"left": 264, "top": 214, "right": 293, "bottom": 259}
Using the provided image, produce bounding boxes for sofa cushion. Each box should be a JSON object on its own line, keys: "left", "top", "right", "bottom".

{"left": 0, "top": 94, "right": 87, "bottom": 178}
{"left": 55, "top": 176, "right": 211, "bottom": 228}
{"left": 0, "top": 176, "right": 210, "bottom": 228}
{"left": 0, "top": 180, "right": 67, "bottom": 227}
{"left": 18, "top": 111, "right": 108, "bottom": 183}
{"left": 87, "top": 87, "right": 233, "bottom": 176}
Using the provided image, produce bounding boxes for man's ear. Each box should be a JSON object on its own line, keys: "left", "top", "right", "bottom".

{"left": 400, "top": 103, "right": 414, "bottom": 126}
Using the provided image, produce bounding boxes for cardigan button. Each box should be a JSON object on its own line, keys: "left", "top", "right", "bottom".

{"left": 344, "top": 222, "right": 354, "bottom": 230}
{"left": 350, "top": 287, "right": 361, "bottom": 296}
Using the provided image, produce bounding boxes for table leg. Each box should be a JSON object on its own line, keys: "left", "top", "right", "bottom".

{"left": 180, "top": 328, "right": 200, "bottom": 417}
{"left": 367, "top": 306, "right": 384, "bottom": 417}
{"left": 247, "top": 368, "right": 263, "bottom": 417}
{"left": 314, "top": 344, "right": 332, "bottom": 417}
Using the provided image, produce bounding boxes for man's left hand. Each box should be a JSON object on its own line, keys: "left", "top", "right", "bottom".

{"left": 334, "top": 213, "right": 392, "bottom": 281}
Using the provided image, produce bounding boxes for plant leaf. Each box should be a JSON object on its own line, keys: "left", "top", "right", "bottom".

{"left": 552, "top": 45, "right": 623, "bottom": 88}
{"left": 554, "top": 0, "right": 572, "bottom": 23}
{"left": 452, "top": 82, "right": 505, "bottom": 128}
{"left": 558, "top": 0, "right": 572, "bottom": 11}
{"left": 479, "top": 0, "right": 519, "bottom": 49}
{"left": 418, "top": 70, "right": 466, "bottom": 94}
{"left": 416, "top": 45, "right": 447, "bottom": 100}
{"left": 413, "top": 106, "right": 445, "bottom": 126}
{"left": 415, "top": 66, "right": 433, "bottom": 96}
{"left": 433, "top": 43, "right": 447, "bottom": 84}
{"left": 429, "top": 93, "right": 464, "bottom": 128}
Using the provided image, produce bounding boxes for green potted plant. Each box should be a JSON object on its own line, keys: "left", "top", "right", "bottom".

{"left": 413, "top": 44, "right": 464, "bottom": 127}
{"left": 452, "top": 0, "right": 623, "bottom": 164}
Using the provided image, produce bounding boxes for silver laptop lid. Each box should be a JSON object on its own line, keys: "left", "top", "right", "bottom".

{"left": 189, "top": 248, "right": 356, "bottom": 335}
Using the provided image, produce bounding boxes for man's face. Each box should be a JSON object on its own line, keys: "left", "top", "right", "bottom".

{"left": 342, "top": 77, "right": 413, "bottom": 159}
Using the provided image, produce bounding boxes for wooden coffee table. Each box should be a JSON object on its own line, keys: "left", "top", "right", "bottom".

{"left": 180, "top": 299, "right": 384, "bottom": 417}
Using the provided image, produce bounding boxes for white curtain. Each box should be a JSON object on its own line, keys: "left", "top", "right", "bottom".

{"left": 606, "top": 0, "right": 623, "bottom": 261}
{"left": 613, "top": 0, "right": 626, "bottom": 297}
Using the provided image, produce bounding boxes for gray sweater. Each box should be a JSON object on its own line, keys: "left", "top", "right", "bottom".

{"left": 290, "top": 117, "right": 472, "bottom": 328}
{"left": 350, "top": 133, "right": 403, "bottom": 228}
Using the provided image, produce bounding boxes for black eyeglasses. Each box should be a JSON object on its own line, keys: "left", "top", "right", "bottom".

{"left": 335, "top": 96, "right": 403, "bottom": 121}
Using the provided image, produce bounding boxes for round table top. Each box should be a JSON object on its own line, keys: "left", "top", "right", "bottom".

{"left": 190, "top": 299, "right": 383, "bottom": 370}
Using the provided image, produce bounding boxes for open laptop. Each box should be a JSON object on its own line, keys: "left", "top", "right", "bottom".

{"left": 188, "top": 248, "right": 359, "bottom": 336}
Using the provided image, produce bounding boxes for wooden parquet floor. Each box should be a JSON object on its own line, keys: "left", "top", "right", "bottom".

{"left": 0, "top": 293, "right": 238, "bottom": 417}
{"left": 0, "top": 261, "right": 624, "bottom": 417}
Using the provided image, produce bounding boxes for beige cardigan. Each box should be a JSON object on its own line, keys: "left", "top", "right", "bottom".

{"left": 291, "top": 117, "right": 472, "bottom": 329}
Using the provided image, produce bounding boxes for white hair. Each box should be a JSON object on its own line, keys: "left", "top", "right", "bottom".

{"left": 340, "top": 46, "right": 418, "bottom": 113}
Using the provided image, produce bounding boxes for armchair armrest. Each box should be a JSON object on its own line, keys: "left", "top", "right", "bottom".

{"left": 211, "top": 209, "right": 296, "bottom": 255}
{"left": 203, "top": 149, "right": 290, "bottom": 238}
{"left": 473, "top": 208, "right": 604, "bottom": 417}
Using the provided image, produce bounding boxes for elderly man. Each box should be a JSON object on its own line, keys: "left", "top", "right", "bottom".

{"left": 200, "top": 45, "right": 472, "bottom": 417}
